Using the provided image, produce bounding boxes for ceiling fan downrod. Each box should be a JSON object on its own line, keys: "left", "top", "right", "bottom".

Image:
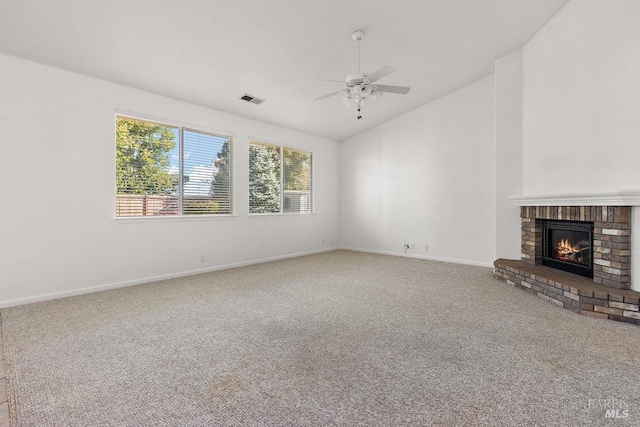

{"left": 352, "top": 30, "right": 364, "bottom": 73}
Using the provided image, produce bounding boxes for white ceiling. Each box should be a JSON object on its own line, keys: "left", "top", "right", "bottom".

{"left": 0, "top": 0, "right": 569, "bottom": 141}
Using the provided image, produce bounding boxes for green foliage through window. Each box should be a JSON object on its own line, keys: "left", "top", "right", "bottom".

{"left": 249, "top": 142, "right": 312, "bottom": 214}
{"left": 249, "top": 144, "right": 281, "bottom": 213}
{"left": 116, "top": 118, "right": 177, "bottom": 195}
{"left": 115, "top": 116, "right": 232, "bottom": 217}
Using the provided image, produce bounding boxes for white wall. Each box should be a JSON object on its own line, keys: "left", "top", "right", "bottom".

{"left": 521, "top": 0, "right": 640, "bottom": 290}
{"left": 495, "top": 50, "right": 524, "bottom": 259}
{"left": 340, "top": 76, "right": 496, "bottom": 267}
{"left": 522, "top": 0, "right": 640, "bottom": 194}
{"left": 0, "top": 53, "right": 340, "bottom": 307}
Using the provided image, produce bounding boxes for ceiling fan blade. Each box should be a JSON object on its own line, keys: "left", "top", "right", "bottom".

{"left": 374, "top": 84, "right": 410, "bottom": 95}
{"left": 367, "top": 66, "right": 395, "bottom": 83}
{"left": 315, "top": 90, "right": 344, "bottom": 101}
{"left": 321, "top": 79, "right": 346, "bottom": 84}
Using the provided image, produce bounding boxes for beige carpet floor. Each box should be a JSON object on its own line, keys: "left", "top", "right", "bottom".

{"left": 1, "top": 250, "right": 639, "bottom": 426}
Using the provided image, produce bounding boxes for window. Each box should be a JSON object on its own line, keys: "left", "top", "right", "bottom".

{"left": 249, "top": 142, "right": 312, "bottom": 214}
{"left": 115, "top": 115, "right": 232, "bottom": 217}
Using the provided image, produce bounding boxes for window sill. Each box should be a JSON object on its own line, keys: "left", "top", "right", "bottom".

{"left": 247, "top": 212, "right": 315, "bottom": 218}
{"left": 115, "top": 214, "right": 238, "bottom": 224}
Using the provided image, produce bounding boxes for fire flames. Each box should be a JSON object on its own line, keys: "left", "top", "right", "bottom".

{"left": 555, "top": 239, "right": 583, "bottom": 264}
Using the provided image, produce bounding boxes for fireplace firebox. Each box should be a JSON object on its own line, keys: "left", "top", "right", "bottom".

{"left": 541, "top": 220, "right": 594, "bottom": 278}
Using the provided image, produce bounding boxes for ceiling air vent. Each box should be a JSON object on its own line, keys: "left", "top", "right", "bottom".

{"left": 240, "top": 94, "right": 265, "bottom": 105}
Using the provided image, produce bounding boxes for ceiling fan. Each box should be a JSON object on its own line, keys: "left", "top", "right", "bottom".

{"left": 315, "top": 30, "right": 410, "bottom": 120}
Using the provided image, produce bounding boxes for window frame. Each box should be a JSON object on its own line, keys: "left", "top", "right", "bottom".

{"left": 115, "top": 113, "right": 235, "bottom": 219}
{"left": 248, "top": 140, "right": 314, "bottom": 216}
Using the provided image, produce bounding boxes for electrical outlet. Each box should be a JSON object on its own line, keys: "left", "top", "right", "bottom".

{"left": 200, "top": 254, "right": 205, "bottom": 262}
{"left": 403, "top": 243, "right": 410, "bottom": 249}
{"left": 425, "top": 244, "right": 429, "bottom": 251}
{"left": 410, "top": 243, "right": 415, "bottom": 249}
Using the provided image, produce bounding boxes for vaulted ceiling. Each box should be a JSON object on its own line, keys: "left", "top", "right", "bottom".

{"left": 0, "top": 0, "right": 569, "bottom": 141}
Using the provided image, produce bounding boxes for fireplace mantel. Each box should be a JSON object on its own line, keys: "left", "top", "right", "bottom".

{"left": 510, "top": 190, "right": 640, "bottom": 207}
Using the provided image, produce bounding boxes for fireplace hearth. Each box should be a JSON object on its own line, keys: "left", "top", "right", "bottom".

{"left": 542, "top": 220, "right": 593, "bottom": 278}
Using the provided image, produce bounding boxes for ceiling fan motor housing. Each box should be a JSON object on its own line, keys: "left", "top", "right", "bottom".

{"left": 346, "top": 73, "right": 369, "bottom": 87}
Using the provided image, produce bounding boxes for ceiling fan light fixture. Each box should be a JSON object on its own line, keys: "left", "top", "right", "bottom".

{"left": 360, "top": 94, "right": 376, "bottom": 108}
{"left": 358, "top": 86, "right": 383, "bottom": 108}
{"left": 340, "top": 88, "right": 352, "bottom": 106}
{"left": 360, "top": 84, "right": 373, "bottom": 97}
{"left": 315, "top": 29, "right": 410, "bottom": 120}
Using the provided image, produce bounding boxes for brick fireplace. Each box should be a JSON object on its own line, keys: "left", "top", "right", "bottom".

{"left": 494, "top": 194, "right": 640, "bottom": 325}
{"left": 520, "top": 205, "right": 630, "bottom": 289}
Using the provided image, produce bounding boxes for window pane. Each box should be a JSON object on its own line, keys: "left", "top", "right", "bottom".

{"left": 283, "top": 148, "right": 312, "bottom": 213}
{"left": 183, "top": 130, "right": 232, "bottom": 215}
{"left": 249, "top": 143, "right": 281, "bottom": 213}
{"left": 115, "top": 116, "right": 179, "bottom": 217}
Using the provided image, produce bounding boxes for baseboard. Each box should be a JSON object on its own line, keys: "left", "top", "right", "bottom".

{"left": 339, "top": 246, "right": 494, "bottom": 269}
{"left": 0, "top": 247, "right": 339, "bottom": 308}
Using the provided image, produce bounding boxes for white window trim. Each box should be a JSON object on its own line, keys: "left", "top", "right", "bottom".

{"left": 115, "top": 112, "right": 235, "bottom": 218}
{"left": 248, "top": 140, "right": 314, "bottom": 216}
